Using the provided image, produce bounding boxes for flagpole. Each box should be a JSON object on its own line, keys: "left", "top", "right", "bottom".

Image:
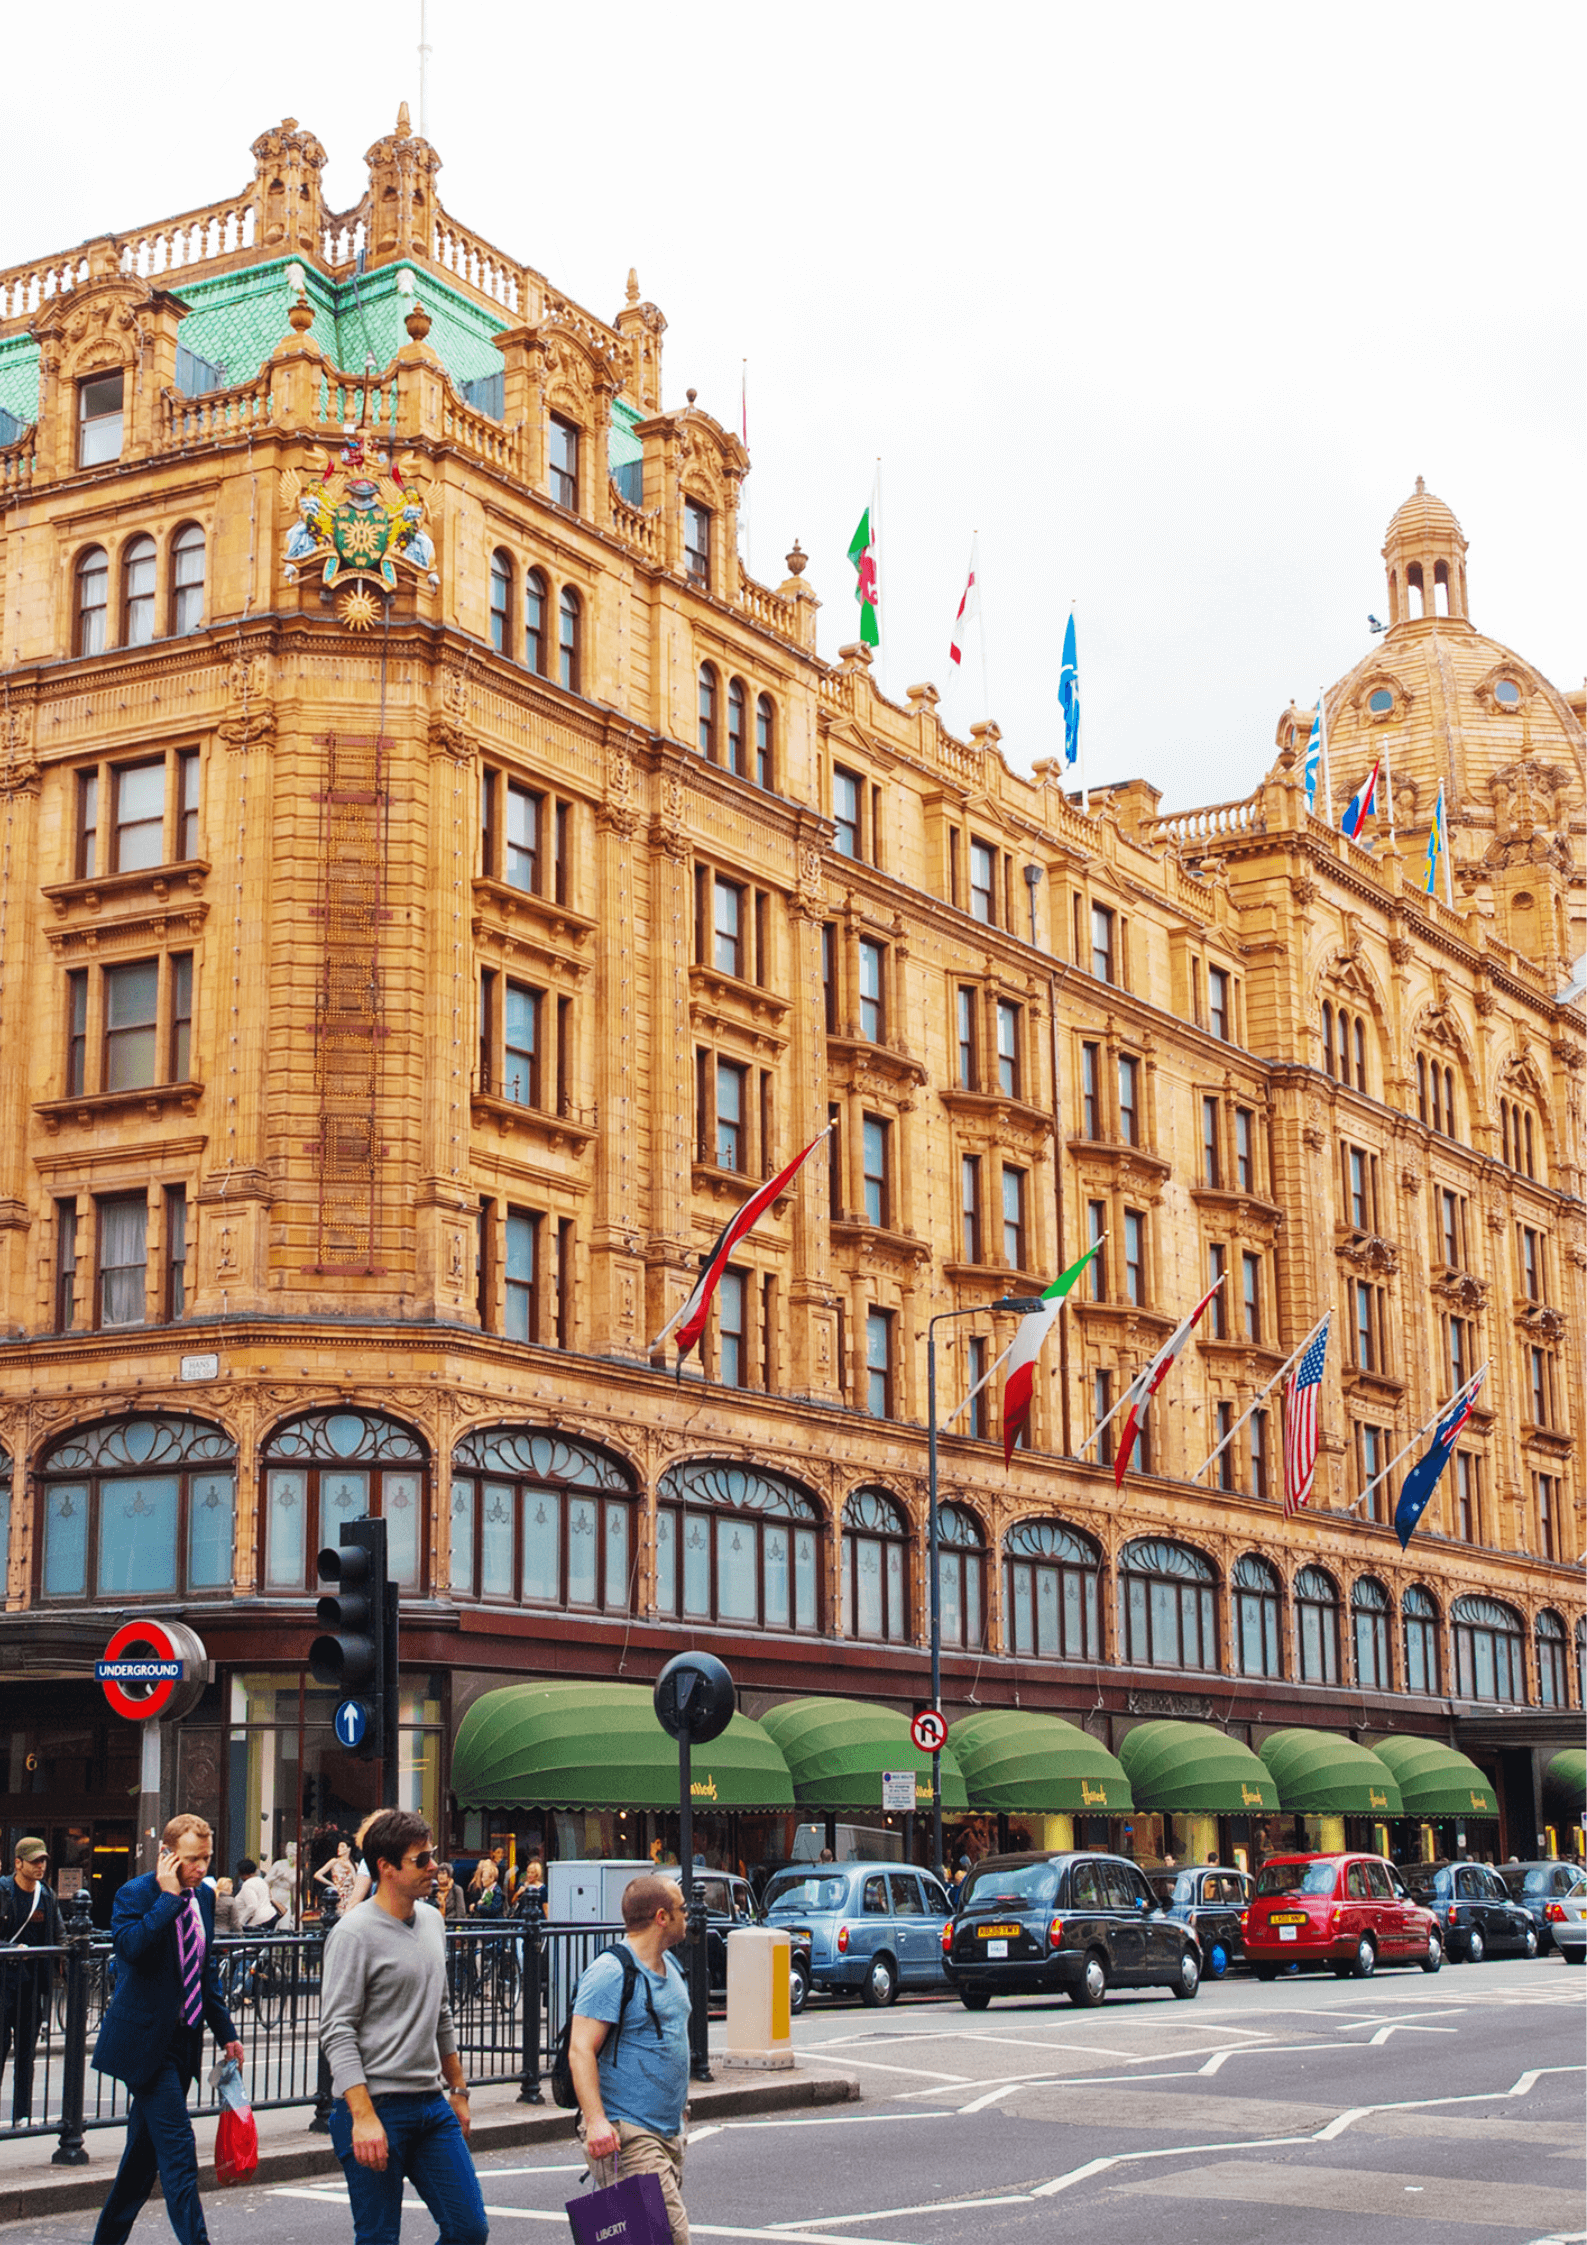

{"left": 1076, "top": 597, "right": 1088, "bottom": 816}
{"left": 740, "top": 358, "right": 751, "bottom": 578}
{"left": 1075, "top": 1274, "right": 1224, "bottom": 1458}
{"left": 943, "top": 1234, "right": 1107, "bottom": 1430}
{"left": 1348, "top": 1362, "right": 1489, "bottom": 1516}
{"left": 1382, "top": 726, "right": 1397, "bottom": 848}
{"left": 1189, "top": 1313, "right": 1328, "bottom": 1483}
{"left": 1442, "top": 788, "right": 1454, "bottom": 907}
{"left": 1320, "top": 688, "right": 1333, "bottom": 826}
{"left": 873, "top": 458, "right": 885, "bottom": 698}
{"left": 976, "top": 532, "right": 990, "bottom": 725}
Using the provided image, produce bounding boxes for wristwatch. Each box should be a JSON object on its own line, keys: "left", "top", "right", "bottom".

{"left": 450, "top": 2085, "right": 471, "bottom": 2099}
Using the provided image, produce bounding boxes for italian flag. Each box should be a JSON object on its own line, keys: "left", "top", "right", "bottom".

{"left": 848, "top": 485, "right": 880, "bottom": 646}
{"left": 1001, "top": 1244, "right": 1101, "bottom": 1465}
{"left": 1113, "top": 1275, "right": 1224, "bottom": 1489}
{"left": 652, "top": 1128, "right": 830, "bottom": 1365}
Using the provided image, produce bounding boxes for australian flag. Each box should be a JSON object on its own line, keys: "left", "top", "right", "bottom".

{"left": 1394, "top": 1369, "right": 1486, "bottom": 1550}
{"left": 1058, "top": 610, "right": 1080, "bottom": 767}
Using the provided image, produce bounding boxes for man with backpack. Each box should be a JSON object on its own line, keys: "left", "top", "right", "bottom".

{"left": 567, "top": 1874, "right": 692, "bottom": 2244}
{"left": 0, "top": 1838, "right": 61, "bottom": 2124}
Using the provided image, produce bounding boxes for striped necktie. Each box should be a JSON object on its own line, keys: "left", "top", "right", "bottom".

{"left": 176, "top": 1894, "right": 203, "bottom": 2027}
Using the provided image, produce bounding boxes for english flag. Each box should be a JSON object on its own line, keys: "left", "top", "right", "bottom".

{"left": 1341, "top": 756, "right": 1381, "bottom": 842}
{"left": 949, "top": 540, "right": 980, "bottom": 668}
{"left": 1000, "top": 1243, "right": 1101, "bottom": 1465}
{"left": 653, "top": 1129, "right": 829, "bottom": 1364}
{"left": 1113, "top": 1276, "right": 1224, "bottom": 1489}
{"left": 1282, "top": 1317, "right": 1331, "bottom": 1518}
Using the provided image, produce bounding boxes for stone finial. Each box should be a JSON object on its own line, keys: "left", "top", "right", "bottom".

{"left": 404, "top": 300, "right": 432, "bottom": 342}
{"left": 397, "top": 100, "right": 412, "bottom": 134}
{"left": 1415, "top": 474, "right": 1425, "bottom": 494}
{"left": 288, "top": 290, "right": 315, "bottom": 335}
{"left": 785, "top": 540, "right": 807, "bottom": 577}
{"left": 626, "top": 269, "right": 640, "bottom": 306}
{"left": 686, "top": 388, "right": 698, "bottom": 407}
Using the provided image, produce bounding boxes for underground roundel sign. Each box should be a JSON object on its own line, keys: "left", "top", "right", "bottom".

{"left": 910, "top": 1708, "right": 948, "bottom": 1755}
{"left": 96, "top": 1619, "right": 206, "bottom": 1721}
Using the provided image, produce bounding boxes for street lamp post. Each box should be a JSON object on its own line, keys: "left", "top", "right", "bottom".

{"left": 926, "top": 1294, "right": 1048, "bottom": 1879}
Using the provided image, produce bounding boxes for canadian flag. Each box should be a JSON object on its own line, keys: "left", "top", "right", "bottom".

{"left": 949, "top": 539, "right": 980, "bottom": 668}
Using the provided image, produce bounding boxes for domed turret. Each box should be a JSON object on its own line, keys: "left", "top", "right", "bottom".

{"left": 1382, "top": 476, "right": 1469, "bottom": 627}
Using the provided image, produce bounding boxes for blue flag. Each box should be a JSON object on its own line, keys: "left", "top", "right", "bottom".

{"left": 1058, "top": 610, "right": 1080, "bottom": 766}
{"left": 1303, "top": 697, "right": 1324, "bottom": 812}
{"left": 1394, "top": 1371, "right": 1484, "bottom": 1550}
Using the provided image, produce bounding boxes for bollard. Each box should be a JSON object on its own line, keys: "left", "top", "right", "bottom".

{"left": 52, "top": 1889, "right": 95, "bottom": 2166}
{"left": 309, "top": 1885, "right": 339, "bottom": 2133}
{"left": 718, "top": 1930, "right": 794, "bottom": 2071}
{"left": 517, "top": 1887, "right": 544, "bottom": 2103}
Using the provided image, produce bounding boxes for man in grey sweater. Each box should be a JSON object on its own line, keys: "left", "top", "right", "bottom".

{"left": 319, "top": 1809, "right": 487, "bottom": 2245}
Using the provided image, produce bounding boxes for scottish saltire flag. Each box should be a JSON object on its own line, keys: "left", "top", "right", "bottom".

{"left": 653, "top": 1129, "right": 829, "bottom": 1363}
{"left": 1113, "top": 1276, "right": 1223, "bottom": 1489}
{"left": 1422, "top": 781, "right": 1447, "bottom": 896}
{"left": 1341, "top": 756, "right": 1381, "bottom": 842}
{"left": 1395, "top": 1369, "right": 1485, "bottom": 1550}
{"left": 1303, "top": 697, "right": 1325, "bottom": 811}
{"left": 1058, "top": 610, "right": 1080, "bottom": 766}
{"left": 1283, "top": 1318, "right": 1331, "bottom": 1518}
{"left": 1000, "top": 1243, "right": 1101, "bottom": 1465}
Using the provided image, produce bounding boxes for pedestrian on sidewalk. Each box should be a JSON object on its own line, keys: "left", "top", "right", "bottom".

{"left": 569, "top": 1874, "right": 692, "bottom": 2245}
{"left": 89, "top": 1814, "right": 244, "bottom": 2245}
{"left": 0, "top": 1838, "right": 61, "bottom": 2124}
{"left": 318, "top": 1808, "right": 486, "bottom": 2245}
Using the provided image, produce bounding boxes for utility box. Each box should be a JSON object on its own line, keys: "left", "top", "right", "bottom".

{"left": 545, "top": 1859, "right": 654, "bottom": 1925}
{"left": 721, "top": 1927, "right": 794, "bottom": 2071}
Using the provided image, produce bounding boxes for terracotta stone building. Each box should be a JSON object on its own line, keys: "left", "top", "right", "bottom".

{"left": 0, "top": 113, "right": 1580, "bottom": 1908}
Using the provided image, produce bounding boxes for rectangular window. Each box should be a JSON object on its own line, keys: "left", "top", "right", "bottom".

{"left": 858, "top": 939, "right": 884, "bottom": 1043}
{"left": 759, "top": 1068, "right": 775, "bottom": 1177}
{"left": 1520, "top": 1225, "right": 1541, "bottom": 1300}
{"left": 1530, "top": 1348, "right": 1550, "bottom": 1428}
{"left": 969, "top": 840, "right": 995, "bottom": 925}
{"left": 76, "top": 770, "right": 98, "bottom": 879}
{"left": 1355, "top": 1279, "right": 1374, "bottom": 1371}
{"left": 822, "top": 924, "right": 837, "bottom": 1032}
{"left": 1002, "top": 1166, "right": 1026, "bottom": 1270}
{"left": 1359, "top": 1422, "right": 1388, "bottom": 1525}
{"left": 506, "top": 781, "right": 540, "bottom": 892}
{"left": 1448, "top": 1315, "right": 1467, "bottom": 1391}
{"left": 164, "top": 1186, "right": 187, "bottom": 1321}
{"left": 1250, "top": 1407, "right": 1269, "bottom": 1500}
{"left": 1081, "top": 1042, "right": 1100, "bottom": 1137}
{"left": 996, "top": 1001, "right": 1020, "bottom": 1097}
{"left": 504, "top": 1207, "right": 540, "bottom": 1342}
{"left": 1216, "top": 1400, "right": 1235, "bottom": 1490}
{"left": 1440, "top": 1188, "right": 1460, "bottom": 1268}
{"left": 755, "top": 697, "right": 773, "bottom": 790}
{"left": 557, "top": 1216, "right": 574, "bottom": 1349}
{"left": 862, "top": 1115, "right": 889, "bottom": 1228}
{"left": 55, "top": 1200, "right": 78, "bottom": 1333}
{"left": 683, "top": 501, "right": 711, "bottom": 583}
{"left": 1348, "top": 1146, "right": 1368, "bottom": 1229}
{"left": 960, "top": 1155, "right": 981, "bottom": 1264}
{"left": 1208, "top": 966, "right": 1230, "bottom": 1041}
{"left": 97, "top": 1192, "right": 148, "bottom": 1329}
{"left": 966, "top": 1334, "right": 988, "bottom": 1440}
{"left": 1242, "top": 1251, "right": 1261, "bottom": 1343}
{"left": 103, "top": 959, "right": 160, "bottom": 1092}
{"left": 1235, "top": 1107, "right": 1254, "bottom": 1192}
{"left": 113, "top": 760, "right": 165, "bottom": 872}
{"left": 1118, "top": 1054, "right": 1140, "bottom": 1145}
{"left": 1202, "top": 1096, "right": 1220, "bottom": 1187}
{"left": 1456, "top": 1451, "right": 1476, "bottom": 1542}
{"left": 169, "top": 952, "right": 192, "bottom": 1082}
{"left": 827, "top": 1103, "right": 842, "bottom": 1220}
{"left": 1088, "top": 1200, "right": 1107, "bottom": 1300}
{"left": 1090, "top": 902, "right": 1114, "bottom": 983}
{"left": 177, "top": 751, "right": 199, "bottom": 861}
{"left": 1537, "top": 1473, "right": 1558, "bottom": 1562}
{"left": 713, "top": 876, "right": 743, "bottom": 977}
{"left": 67, "top": 969, "right": 87, "bottom": 1096}
{"left": 476, "top": 1197, "right": 496, "bottom": 1331}
{"left": 1092, "top": 1369, "right": 1113, "bottom": 1467}
{"left": 478, "top": 967, "right": 497, "bottom": 1093}
{"left": 865, "top": 1308, "right": 892, "bottom": 1417}
{"left": 957, "top": 988, "right": 976, "bottom": 1088}
{"left": 503, "top": 981, "right": 540, "bottom": 1107}
{"left": 754, "top": 891, "right": 771, "bottom": 989}
{"left": 716, "top": 1059, "right": 746, "bottom": 1171}
{"left": 1208, "top": 1241, "right": 1228, "bottom": 1337}
{"left": 718, "top": 1268, "right": 747, "bottom": 1387}
{"left": 78, "top": 370, "right": 124, "bottom": 466}
{"left": 548, "top": 414, "right": 579, "bottom": 508}
{"left": 833, "top": 768, "right": 862, "bottom": 859}
{"left": 1124, "top": 1209, "right": 1144, "bottom": 1305}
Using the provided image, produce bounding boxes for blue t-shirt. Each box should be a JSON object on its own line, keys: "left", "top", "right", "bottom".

{"left": 572, "top": 1945, "right": 691, "bottom": 2136}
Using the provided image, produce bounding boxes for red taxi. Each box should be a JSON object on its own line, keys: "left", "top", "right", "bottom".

{"left": 1243, "top": 1853, "right": 1443, "bottom": 1980}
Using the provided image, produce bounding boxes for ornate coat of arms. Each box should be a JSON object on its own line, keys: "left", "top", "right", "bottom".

{"left": 280, "top": 431, "right": 438, "bottom": 629}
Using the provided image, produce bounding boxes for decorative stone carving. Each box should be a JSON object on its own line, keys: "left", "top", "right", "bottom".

{"left": 1337, "top": 1231, "right": 1400, "bottom": 1277}
{"left": 1517, "top": 1304, "right": 1566, "bottom": 1344}
{"left": 1431, "top": 1271, "right": 1488, "bottom": 1315}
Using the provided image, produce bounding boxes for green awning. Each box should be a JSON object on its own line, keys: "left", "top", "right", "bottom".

{"left": 1258, "top": 1728, "right": 1403, "bottom": 1817}
{"left": 1367, "top": 1736, "right": 1498, "bottom": 1819}
{"left": 758, "top": 1698, "right": 968, "bottom": 1814}
{"left": 1544, "top": 1748, "right": 1586, "bottom": 1820}
{"left": 451, "top": 1682, "right": 794, "bottom": 1812}
{"left": 1116, "top": 1720, "right": 1280, "bottom": 1816}
{"left": 949, "top": 1709, "right": 1133, "bottom": 1815}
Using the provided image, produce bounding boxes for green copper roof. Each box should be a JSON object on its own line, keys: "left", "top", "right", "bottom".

{"left": 172, "top": 257, "right": 507, "bottom": 394}
{"left": 610, "top": 396, "right": 643, "bottom": 467}
{"left": 0, "top": 333, "right": 39, "bottom": 426}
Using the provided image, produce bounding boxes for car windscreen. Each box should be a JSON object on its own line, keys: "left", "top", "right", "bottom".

{"left": 1508, "top": 1868, "right": 1554, "bottom": 1896}
{"left": 961, "top": 1861, "right": 1059, "bottom": 1912}
{"left": 1255, "top": 1861, "right": 1336, "bottom": 1899}
{"left": 763, "top": 1873, "right": 846, "bottom": 1912}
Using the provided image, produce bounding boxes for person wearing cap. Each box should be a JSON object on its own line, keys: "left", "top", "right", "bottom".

{"left": 0, "top": 1838, "right": 61, "bottom": 2124}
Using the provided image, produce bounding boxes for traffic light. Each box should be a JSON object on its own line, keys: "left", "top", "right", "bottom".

{"left": 310, "top": 1519, "right": 387, "bottom": 1764}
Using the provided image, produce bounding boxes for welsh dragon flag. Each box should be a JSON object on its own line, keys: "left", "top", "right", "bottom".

{"left": 1113, "top": 1275, "right": 1224, "bottom": 1489}
{"left": 1001, "top": 1244, "right": 1101, "bottom": 1465}
{"left": 848, "top": 484, "right": 880, "bottom": 646}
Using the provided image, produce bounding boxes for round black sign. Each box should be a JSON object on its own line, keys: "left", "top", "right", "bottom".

{"left": 654, "top": 1652, "right": 736, "bottom": 1745}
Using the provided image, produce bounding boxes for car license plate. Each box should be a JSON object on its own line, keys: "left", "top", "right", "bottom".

{"left": 978, "top": 1923, "right": 1021, "bottom": 1939}
{"left": 985, "top": 1938, "right": 1009, "bottom": 1958}
{"left": 1268, "top": 1912, "right": 1308, "bottom": 1926}
{"left": 1278, "top": 1925, "right": 1298, "bottom": 1941}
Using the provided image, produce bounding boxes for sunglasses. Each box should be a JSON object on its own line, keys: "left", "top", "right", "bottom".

{"left": 406, "top": 1851, "right": 437, "bottom": 1870}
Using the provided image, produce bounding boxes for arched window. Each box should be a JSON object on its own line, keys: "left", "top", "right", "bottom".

{"left": 39, "top": 1416, "right": 235, "bottom": 1601}
{"left": 697, "top": 664, "right": 718, "bottom": 760}
{"left": 261, "top": 1410, "right": 428, "bottom": 1595}
{"left": 1233, "top": 1552, "right": 1282, "bottom": 1677}
{"left": 558, "top": 585, "right": 581, "bottom": 693}
{"left": 1003, "top": 1519, "right": 1100, "bottom": 1660}
{"left": 1352, "top": 1576, "right": 1392, "bottom": 1692}
{"left": 171, "top": 524, "right": 205, "bottom": 636}
{"left": 489, "top": 549, "right": 512, "bottom": 654}
{"left": 1417, "top": 1053, "right": 1460, "bottom": 1139}
{"left": 726, "top": 678, "right": 747, "bottom": 778}
{"left": 122, "top": 535, "right": 157, "bottom": 647}
{"left": 524, "top": 568, "right": 547, "bottom": 674}
{"left": 1536, "top": 1610, "right": 1568, "bottom": 1708}
{"left": 1295, "top": 1565, "right": 1341, "bottom": 1684}
{"left": 937, "top": 1502, "right": 985, "bottom": 1649}
{"left": 1406, "top": 560, "right": 1425, "bottom": 618}
{"left": 1320, "top": 1002, "right": 1368, "bottom": 1092}
{"left": 656, "top": 1461, "right": 821, "bottom": 1633}
{"left": 1500, "top": 1094, "right": 1541, "bottom": 1182}
{"left": 1452, "top": 1594, "right": 1525, "bottom": 1703}
{"left": 841, "top": 1488, "right": 909, "bottom": 1641}
{"left": 449, "top": 1427, "right": 633, "bottom": 1611}
{"left": 1119, "top": 1538, "right": 1217, "bottom": 1671}
{"left": 755, "top": 694, "right": 774, "bottom": 790}
{"left": 76, "top": 547, "right": 109, "bottom": 656}
{"left": 1403, "top": 1585, "right": 1440, "bottom": 1695}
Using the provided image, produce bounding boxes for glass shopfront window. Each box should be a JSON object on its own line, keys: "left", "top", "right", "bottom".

{"left": 449, "top": 1428, "right": 634, "bottom": 1608}
{"left": 38, "top": 1417, "right": 236, "bottom": 1601}
{"left": 261, "top": 1411, "right": 428, "bottom": 1593}
{"left": 655, "top": 1460, "right": 822, "bottom": 1633}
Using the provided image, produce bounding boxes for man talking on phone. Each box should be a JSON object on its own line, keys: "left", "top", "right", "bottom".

{"left": 318, "top": 1809, "right": 487, "bottom": 2245}
{"left": 91, "top": 1814, "right": 244, "bottom": 2245}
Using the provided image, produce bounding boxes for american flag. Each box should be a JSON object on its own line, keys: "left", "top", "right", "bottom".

{"left": 1283, "top": 1318, "right": 1331, "bottom": 1518}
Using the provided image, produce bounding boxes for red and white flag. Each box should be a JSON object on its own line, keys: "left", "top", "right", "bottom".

{"left": 652, "top": 1128, "right": 829, "bottom": 1364}
{"left": 1113, "top": 1276, "right": 1225, "bottom": 1489}
{"left": 949, "top": 538, "right": 980, "bottom": 668}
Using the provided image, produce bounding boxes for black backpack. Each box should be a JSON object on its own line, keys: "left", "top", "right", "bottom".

{"left": 549, "top": 1943, "right": 662, "bottom": 2110}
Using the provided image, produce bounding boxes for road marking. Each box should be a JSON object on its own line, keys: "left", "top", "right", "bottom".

{"left": 715, "top": 2112, "right": 940, "bottom": 2130}
{"left": 271, "top": 2193, "right": 929, "bottom": 2245}
{"left": 1367, "top": 2024, "right": 1460, "bottom": 2045}
{"left": 1337, "top": 2008, "right": 1467, "bottom": 2031}
{"left": 770, "top": 2196, "right": 1035, "bottom": 2229}
{"left": 794, "top": 2049, "right": 971, "bottom": 2083}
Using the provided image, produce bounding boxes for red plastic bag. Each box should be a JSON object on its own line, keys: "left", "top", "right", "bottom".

{"left": 215, "top": 2101, "right": 259, "bottom": 2187}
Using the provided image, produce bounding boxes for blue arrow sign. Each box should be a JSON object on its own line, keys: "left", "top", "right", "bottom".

{"left": 334, "top": 1698, "right": 370, "bottom": 1749}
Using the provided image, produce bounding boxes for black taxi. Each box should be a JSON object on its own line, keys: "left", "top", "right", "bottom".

{"left": 944, "top": 1851, "right": 1201, "bottom": 2008}
{"left": 1150, "top": 1865, "right": 1254, "bottom": 1978}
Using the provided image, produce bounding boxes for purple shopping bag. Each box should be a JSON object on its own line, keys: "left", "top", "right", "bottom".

{"left": 565, "top": 2171, "right": 672, "bottom": 2245}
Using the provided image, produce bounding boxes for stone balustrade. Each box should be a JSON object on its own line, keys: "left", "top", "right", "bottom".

{"left": 159, "top": 374, "right": 275, "bottom": 451}
{"left": 610, "top": 489, "right": 660, "bottom": 563}
{"left": 0, "top": 428, "right": 34, "bottom": 492}
{"left": 432, "top": 215, "right": 525, "bottom": 315}
{"left": 321, "top": 208, "right": 370, "bottom": 270}
{"left": 736, "top": 574, "right": 801, "bottom": 640}
{"left": 1149, "top": 794, "right": 1263, "bottom": 848}
{"left": 119, "top": 200, "right": 256, "bottom": 282}
{"left": 439, "top": 391, "right": 521, "bottom": 474}
{"left": 0, "top": 253, "right": 92, "bottom": 325}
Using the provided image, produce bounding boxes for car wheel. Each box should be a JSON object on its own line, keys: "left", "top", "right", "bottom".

{"left": 1067, "top": 1952, "right": 1108, "bottom": 2008}
{"left": 860, "top": 1954, "right": 898, "bottom": 2009}
{"left": 1205, "top": 1941, "right": 1230, "bottom": 1979}
{"left": 1172, "top": 1947, "right": 1201, "bottom": 2000}
{"left": 959, "top": 1987, "right": 992, "bottom": 2010}
{"left": 1562, "top": 1947, "right": 1585, "bottom": 1966}
{"left": 1521, "top": 1928, "right": 1538, "bottom": 1960}
{"left": 788, "top": 1958, "right": 809, "bottom": 2015}
{"left": 1466, "top": 1928, "right": 1484, "bottom": 1965}
{"left": 1254, "top": 1964, "right": 1277, "bottom": 1982}
{"left": 1420, "top": 1934, "right": 1442, "bottom": 1975}
{"left": 1351, "top": 1936, "right": 1377, "bottom": 1980}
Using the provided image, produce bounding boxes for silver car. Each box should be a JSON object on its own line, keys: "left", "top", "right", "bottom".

{"left": 762, "top": 1861, "right": 954, "bottom": 2008}
{"left": 1547, "top": 1868, "right": 1587, "bottom": 1965}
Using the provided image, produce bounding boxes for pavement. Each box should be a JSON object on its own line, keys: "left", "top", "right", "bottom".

{"left": 6, "top": 1952, "right": 1583, "bottom": 2242}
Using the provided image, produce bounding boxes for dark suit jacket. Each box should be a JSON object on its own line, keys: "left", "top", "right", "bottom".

{"left": 91, "top": 1873, "right": 236, "bottom": 2089}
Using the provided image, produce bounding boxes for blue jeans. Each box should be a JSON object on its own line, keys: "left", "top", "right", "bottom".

{"left": 93, "top": 2047, "right": 210, "bottom": 2245}
{"left": 329, "top": 2092, "right": 488, "bottom": 2245}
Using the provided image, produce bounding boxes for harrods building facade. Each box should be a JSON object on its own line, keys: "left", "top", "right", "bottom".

{"left": 0, "top": 113, "right": 1581, "bottom": 1902}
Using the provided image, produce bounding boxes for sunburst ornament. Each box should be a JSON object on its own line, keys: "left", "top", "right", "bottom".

{"left": 338, "top": 585, "right": 383, "bottom": 632}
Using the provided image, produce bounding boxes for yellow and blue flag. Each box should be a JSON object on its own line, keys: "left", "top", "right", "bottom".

{"left": 1422, "top": 781, "right": 1447, "bottom": 896}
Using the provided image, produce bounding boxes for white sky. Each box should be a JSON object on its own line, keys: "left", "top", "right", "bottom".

{"left": 5, "top": 2, "right": 1582, "bottom": 808}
